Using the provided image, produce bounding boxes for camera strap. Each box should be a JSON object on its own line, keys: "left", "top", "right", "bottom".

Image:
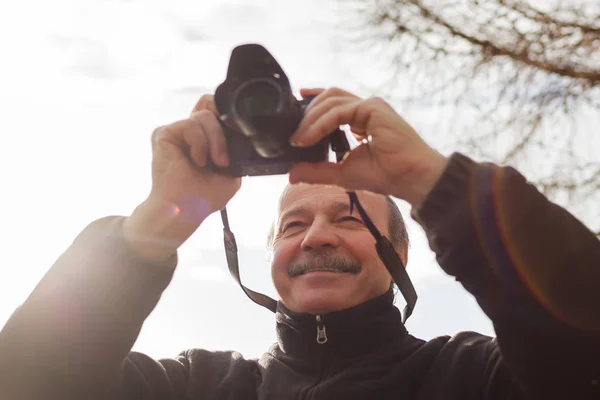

{"left": 347, "top": 192, "right": 416, "bottom": 322}
{"left": 221, "top": 208, "right": 278, "bottom": 312}
{"left": 220, "top": 193, "right": 417, "bottom": 323}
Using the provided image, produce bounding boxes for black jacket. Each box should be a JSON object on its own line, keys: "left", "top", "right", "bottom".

{"left": 1, "top": 153, "right": 599, "bottom": 399}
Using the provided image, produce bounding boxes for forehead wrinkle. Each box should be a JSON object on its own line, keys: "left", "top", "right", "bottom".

{"left": 278, "top": 205, "right": 310, "bottom": 226}
{"left": 278, "top": 199, "right": 355, "bottom": 227}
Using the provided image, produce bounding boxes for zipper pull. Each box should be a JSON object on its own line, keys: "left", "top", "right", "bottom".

{"left": 316, "top": 315, "right": 328, "bottom": 344}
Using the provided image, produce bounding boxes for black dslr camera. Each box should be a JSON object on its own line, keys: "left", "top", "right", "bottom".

{"left": 214, "top": 44, "right": 348, "bottom": 177}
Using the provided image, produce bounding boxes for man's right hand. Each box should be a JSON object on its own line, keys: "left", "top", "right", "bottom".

{"left": 123, "top": 95, "right": 241, "bottom": 262}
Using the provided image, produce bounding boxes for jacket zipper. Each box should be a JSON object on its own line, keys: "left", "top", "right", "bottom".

{"left": 303, "top": 315, "right": 331, "bottom": 399}
{"left": 316, "top": 315, "right": 328, "bottom": 344}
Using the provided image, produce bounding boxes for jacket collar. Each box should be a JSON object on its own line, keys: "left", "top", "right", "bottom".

{"left": 274, "top": 289, "right": 407, "bottom": 360}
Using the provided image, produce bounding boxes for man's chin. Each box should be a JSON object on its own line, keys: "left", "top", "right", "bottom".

{"left": 290, "top": 277, "right": 359, "bottom": 314}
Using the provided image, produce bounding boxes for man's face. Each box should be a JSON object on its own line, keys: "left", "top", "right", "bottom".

{"left": 270, "top": 184, "right": 394, "bottom": 315}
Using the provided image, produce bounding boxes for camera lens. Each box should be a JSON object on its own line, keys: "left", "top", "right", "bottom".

{"left": 234, "top": 80, "right": 281, "bottom": 119}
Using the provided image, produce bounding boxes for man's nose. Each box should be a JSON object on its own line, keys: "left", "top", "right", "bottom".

{"left": 300, "top": 219, "right": 340, "bottom": 250}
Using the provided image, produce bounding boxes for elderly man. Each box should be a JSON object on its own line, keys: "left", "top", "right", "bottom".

{"left": 1, "top": 88, "right": 599, "bottom": 400}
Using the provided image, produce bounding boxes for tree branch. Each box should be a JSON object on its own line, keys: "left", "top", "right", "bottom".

{"left": 405, "top": 0, "right": 600, "bottom": 84}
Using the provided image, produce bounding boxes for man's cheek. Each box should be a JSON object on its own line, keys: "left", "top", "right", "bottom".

{"left": 271, "top": 255, "right": 292, "bottom": 286}
{"left": 272, "top": 242, "right": 296, "bottom": 270}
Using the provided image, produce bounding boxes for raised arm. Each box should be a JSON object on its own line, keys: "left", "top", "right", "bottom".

{"left": 0, "top": 95, "right": 241, "bottom": 399}
{"left": 287, "top": 86, "right": 600, "bottom": 399}
{"left": 413, "top": 153, "right": 600, "bottom": 399}
{"left": 0, "top": 216, "right": 184, "bottom": 399}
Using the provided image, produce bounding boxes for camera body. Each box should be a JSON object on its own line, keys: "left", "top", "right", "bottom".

{"left": 214, "top": 44, "right": 344, "bottom": 177}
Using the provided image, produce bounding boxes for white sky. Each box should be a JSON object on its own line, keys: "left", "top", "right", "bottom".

{"left": 0, "top": 0, "right": 496, "bottom": 360}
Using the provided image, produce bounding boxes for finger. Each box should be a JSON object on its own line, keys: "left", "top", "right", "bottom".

{"left": 291, "top": 145, "right": 382, "bottom": 193}
{"left": 300, "top": 88, "right": 325, "bottom": 98}
{"left": 191, "top": 94, "right": 219, "bottom": 116}
{"left": 190, "top": 110, "right": 229, "bottom": 167}
{"left": 288, "top": 162, "right": 343, "bottom": 186}
{"left": 303, "top": 87, "right": 360, "bottom": 113}
{"left": 292, "top": 99, "right": 367, "bottom": 147}
{"left": 292, "top": 96, "right": 356, "bottom": 143}
{"left": 152, "top": 120, "right": 208, "bottom": 167}
{"left": 352, "top": 131, "right": 369, "bottom": 142}
{"left": 188, "top": 127, "right": 208, "bottom": 167}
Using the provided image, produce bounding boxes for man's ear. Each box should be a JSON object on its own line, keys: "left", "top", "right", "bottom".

{"left": 394, "top": 246, "right": 408, "bottom": 268}
{"left": 401, "top": 251, "right": 408, "bottom": 269}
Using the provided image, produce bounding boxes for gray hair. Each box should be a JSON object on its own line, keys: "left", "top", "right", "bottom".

{"left": 384, "top": 195, "right": 410, "bottom": 252}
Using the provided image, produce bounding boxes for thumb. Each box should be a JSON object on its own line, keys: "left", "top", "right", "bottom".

{"left": 299, "top": 88, "right": 325, "bottom": 98}
{"left": 289, "top": 162, "right": 343, "bottom": 186}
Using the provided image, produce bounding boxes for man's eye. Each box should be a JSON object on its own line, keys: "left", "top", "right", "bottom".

{"left": 339, "top": 216, "right": 363, "bottom": 224}
{"left": 283, "top": 221, "right": 304, "bottom": 231}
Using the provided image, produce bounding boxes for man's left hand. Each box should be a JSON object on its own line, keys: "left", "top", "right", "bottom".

{"left": 289, "top": 88, "right": 448, "bottom": 207}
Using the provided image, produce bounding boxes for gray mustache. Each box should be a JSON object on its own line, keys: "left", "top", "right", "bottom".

{"left": 288, "top": 253, "right": 361, "bottom": 277}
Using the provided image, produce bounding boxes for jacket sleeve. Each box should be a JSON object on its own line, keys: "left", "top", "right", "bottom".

{"left": 412, "top": 153, "right": 600, "bottom": 399}
{"left": 0, "top": 216, "right": 188, "bottom": 400}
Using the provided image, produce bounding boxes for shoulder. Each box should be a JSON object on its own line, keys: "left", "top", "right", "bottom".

{"left": 422, "top": 331, "right": 498, "bottom": 360}
{"left": 396, "top": 331, "right": 495, "bottom": 365}
{"left": 414, "top": 332, "right": 504, "bottom": 398}
{"left": 161, "top": 349, "right": 262, "bottom": 395}
{"left": 175, "top": 348, "right": 260, "bottom": 369}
